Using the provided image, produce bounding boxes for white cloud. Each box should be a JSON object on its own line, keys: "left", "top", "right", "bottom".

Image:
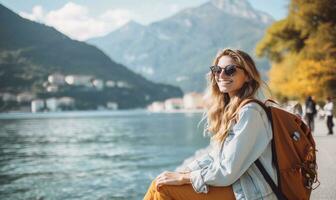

{"left": 169, "top": 4, "right": 180, "bottom": 13}
{"left": 19, "top": 5, "right": 44, "bottom": 22}
{"left": 99, "top": 9, "right": 132, "bottom": 27}
{"left": 19, "top": 2, "right": 133, "bottom": 41}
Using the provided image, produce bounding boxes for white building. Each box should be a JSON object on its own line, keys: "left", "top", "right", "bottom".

{"left": 106, "top": 80, "right": 116, "bottom": 88}
{"left": 107, "top": 102, "right": 118, "bottom": 110}
{"left": 148, "top": 101, "right": 165, "bottom": 112}
{"left": 165, "top": 98, "right": 184, "bottom": 111}
{"left": 31, "top": 99, "right": 44, "bottom": 113}
{"left": 58, "top": 97, "right": 75, "bottom": 107}
{"left": 48, "top": 73, "right": 65, "bottom": 85}
{"left": 117, "top": 81, "right": 132, "bottom": 88}
{"left": 92, "top": 79, "right": 104, "bottom": 90}
{"left": 16, "top": 92, "right": 35, "bottom": 103}
{"left": 65, "top": 75, "right": 93, "bottom": 86}
{"left": 46, "top": 85, "right": 58, "bottom": 93}
{"left": 46, "top": 98, "right": 58, "bottom": 112}
{"left": 183, "top": 92, "right": 204, "bottom": 110}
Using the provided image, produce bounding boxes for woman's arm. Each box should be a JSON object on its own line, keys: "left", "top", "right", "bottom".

{"left": 182, "top": 151, "right": 214, "bottom": 172}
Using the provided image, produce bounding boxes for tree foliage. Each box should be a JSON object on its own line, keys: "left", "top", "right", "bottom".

{"left": 256, "top": 0, "right": 336, "bottom": 100}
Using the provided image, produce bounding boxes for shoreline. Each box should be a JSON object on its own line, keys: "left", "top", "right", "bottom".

{"left": 0, "top": 108, "right": 205, "bottom": 119}
{"left": 148, "top": 109, "right": 204, "bottom": 114}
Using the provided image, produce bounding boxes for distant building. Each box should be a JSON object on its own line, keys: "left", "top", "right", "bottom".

{"left": 16, "top": 92, "right": 35, "bottom": 103}
{"left": 58, "top": 97, "right": 74, "bottom": 105}
{"left": 165, "top": 98, "right": 184, "bottom": 111}
{"left": 42, "top": 81, "right": 49, "bottom": 88}
{"left": 33, "top": 97, "right": 75, "bottom": 112}
{"left": 183, "top": 92, "right": 204, "bottom": 109}
{"left": 58, "top": 97, "right": 75, "bottom": 110}
{"left": 31, "top": 99, "right": 44, "bottom": 113}
{"left": 92, "top": 79, "right": 104, "bottom": 90}
{"left": 46, "top": 85, "right": 58, "bottom": 93}
{"left": 46, "top": 98, "right": 58, "bottom": 112}
{"left": 107, "top": 102, "right": 118, "bottom": 110}
{"left": 65, "top": 75, "right": 93, "bottom": 86}
{"left": 106, "top": 80, "right": 116, "bottom": 88}
{"left": 48, "top": 73, "right": 65, "bottom": 85}
{"left": 117, "top": 81, "right": 132, "bottom": 88}
{"left": 148, "top": 101, "right": 165, "bottom": 112}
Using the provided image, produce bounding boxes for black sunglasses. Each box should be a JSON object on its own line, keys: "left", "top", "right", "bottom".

{"left": 210, "top": 64, "right": 243, "bottom": 76}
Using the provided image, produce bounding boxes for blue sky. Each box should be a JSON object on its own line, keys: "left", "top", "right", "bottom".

{"left": 0, "top": 0, "right": 289, "bottom": 40}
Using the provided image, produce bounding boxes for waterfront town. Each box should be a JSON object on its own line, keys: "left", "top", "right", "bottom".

{"left": 0, "top": 73, "right": 204, "bottom": 113}
{"left": 0, "top": 73, "right": 132, "bottom": 112}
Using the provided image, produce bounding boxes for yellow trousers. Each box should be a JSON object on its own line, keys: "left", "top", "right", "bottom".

{"left": 143, "top": 180, "right": 235, "bottom": 200}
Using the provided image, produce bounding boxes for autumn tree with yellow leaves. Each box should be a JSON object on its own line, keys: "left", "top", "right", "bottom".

{"left": 256, "top": 0, "right": 336, "bottom": 100}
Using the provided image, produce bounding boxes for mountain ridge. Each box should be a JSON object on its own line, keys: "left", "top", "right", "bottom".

{"left": 87, "top": 0, "right": 273, "bottom": 92}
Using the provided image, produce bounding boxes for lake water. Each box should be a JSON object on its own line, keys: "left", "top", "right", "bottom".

{"left": 0, "top": 110, "right": 209, "bottom": 200}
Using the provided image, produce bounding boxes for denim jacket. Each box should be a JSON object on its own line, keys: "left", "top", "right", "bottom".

{"left": 186, "top": 102, "right": 278, "bottom": 200}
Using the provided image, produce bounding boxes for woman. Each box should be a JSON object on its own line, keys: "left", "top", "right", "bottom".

{"left": 144, "top": 49, "right": 278, "bottom": 200}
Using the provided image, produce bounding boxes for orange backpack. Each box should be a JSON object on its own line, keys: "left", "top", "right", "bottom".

{"left": 247, "top": 99, "right": 319, "bottom": 200}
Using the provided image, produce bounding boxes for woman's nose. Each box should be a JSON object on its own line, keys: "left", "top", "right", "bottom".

{"left": 218, "top": 69, "right": 227, "bottom": 77}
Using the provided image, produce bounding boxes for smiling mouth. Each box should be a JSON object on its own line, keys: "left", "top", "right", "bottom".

{"left": 217, "top": 80, "right": 233, "bottom": 85}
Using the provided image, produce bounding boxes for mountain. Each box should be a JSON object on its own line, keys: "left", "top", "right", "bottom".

{"left": 87, "top": 0, "right": 273, "bottom": 92}
{"left": 0, "top": 4, "right": 183, "bottom": 111}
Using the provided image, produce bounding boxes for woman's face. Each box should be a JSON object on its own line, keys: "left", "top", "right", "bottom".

{"left": 214, "top": 56, "right": 249, "bottom": 97}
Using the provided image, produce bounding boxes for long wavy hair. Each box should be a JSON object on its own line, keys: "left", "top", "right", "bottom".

{"left": 203, "top": 48, "right": 266, "bottom": 144}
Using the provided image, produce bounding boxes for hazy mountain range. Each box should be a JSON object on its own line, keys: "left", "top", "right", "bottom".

{"left": 0, "top": 4, "right": 182, "bottom": 111}
{"left": 88, "top": 0, "right": 274, "bottom": 92}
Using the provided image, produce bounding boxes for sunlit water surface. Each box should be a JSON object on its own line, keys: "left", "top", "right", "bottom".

{"left": 0, "top": 110, "right": 208, "bottom": 200}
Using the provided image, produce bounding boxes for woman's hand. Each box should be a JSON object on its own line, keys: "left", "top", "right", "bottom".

{"left": 155, "top": 171, "right": 191, "bottom": 190}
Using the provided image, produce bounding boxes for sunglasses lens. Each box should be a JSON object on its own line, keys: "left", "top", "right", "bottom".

{"left": 224, "top": 65, "right": 237, "bottom": 76}
{"left": 211, "top": 66, "right": 221, "bottom": 74}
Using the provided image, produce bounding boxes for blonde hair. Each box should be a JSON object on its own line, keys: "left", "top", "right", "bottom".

{"left": 203, "top": 48, "right": 266, "bottom": 144}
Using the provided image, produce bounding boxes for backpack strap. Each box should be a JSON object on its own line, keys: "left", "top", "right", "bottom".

{"left": 242, "top": 99, "right": 273, "bottom": 121}
{"left": 242, "top": 99, "right": 287, "bottom": 200}
{"left": 255, "top": 159, "right": 287, "bottom": 200}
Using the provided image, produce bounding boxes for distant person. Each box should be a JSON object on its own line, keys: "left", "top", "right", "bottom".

{"left": 323, "top": 97, "right": 334, "bottom": 135}
{"left": 305, "top": 96, "right": 317, "bottom": 131}
{"left": 293, "top": 102, "right": 303, "bottom": 117}
{"left": 281, "top": 97, "right": 303, "bottom": 117}
{"left": 143, "top": 49, "right": 278, "bottom": 199}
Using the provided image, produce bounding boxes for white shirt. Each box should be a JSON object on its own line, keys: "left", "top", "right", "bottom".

{"left": 324, "top": 102, "right": 334, "bottom": 116}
